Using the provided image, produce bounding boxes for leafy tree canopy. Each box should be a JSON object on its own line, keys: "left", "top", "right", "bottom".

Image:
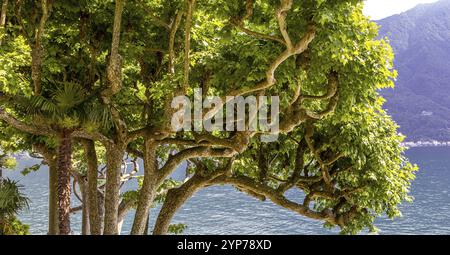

{"left": 0, "top": 0, "right": 417, "bottom": 235}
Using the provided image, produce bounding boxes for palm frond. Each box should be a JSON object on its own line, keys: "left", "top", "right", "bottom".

{"left": 85, "top": 103, "right": 114, "bottom": 130}
{"left": 28, "top": 95, "right": 59, "bottom": 115}
{"left": 52, "top": 82, "right": 87, "bottom": 110}
{"left": 0, "top": 179, "right": 30, "bottom": 217}
{"left": 7, "top": 82, "right": 114, "bottom": 129}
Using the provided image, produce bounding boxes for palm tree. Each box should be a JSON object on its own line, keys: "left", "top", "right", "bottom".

{"left": 0, "top": 178, "right": 30, "bottom": 235}
{"left": 20, "top": 82, "right": 112, "bottom": 234}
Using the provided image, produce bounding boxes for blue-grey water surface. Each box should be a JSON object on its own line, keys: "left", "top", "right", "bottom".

{"left": 4, "top": 147, "right": 450, "bottom": 235}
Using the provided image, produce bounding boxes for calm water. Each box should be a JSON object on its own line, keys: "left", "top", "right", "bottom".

{"left": 4, "top": 147, "right": 450, "bottom": 235}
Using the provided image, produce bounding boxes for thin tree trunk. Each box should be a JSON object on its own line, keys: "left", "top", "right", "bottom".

{"left": 100, "top": 0, "right": 125, "bottom": 235}
{"left": 32, "top": 144, "right": 59, "bottom": 235}
{"left": 0, "top": 0, "right": 8, "bottom": 46}
{"left": 57, "top": 129, "right": 73, "bottom": 235}
{"left": 103, "top": 144, "right": 124, "bottom": 235}
{"left": 117, "top": 218, "right": 124, "bottom": 235}
{"left": 32, "top": 0, "right": 51, "bottom": 95}
{"left": 98, "top": 189, "right": 105, "bottom": 232}
{"left": 81, "top": 181, "right": 90, "bottom": 235}
{"left": 82, "top": 139, "right": 101, "bottom": 235}
{"left": 131, "top": 140, "right": 157, "bottom": 235}
{"left": 48, "top": 158, "right": 59, "bottom": 235}
{"left": 0, "top": 0, "right": 7, "bottom": 27}
{"left": 117, "top": 198, "right": 134, "bottom": 235}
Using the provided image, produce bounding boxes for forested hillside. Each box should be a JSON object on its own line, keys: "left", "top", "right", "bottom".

{"left": 378, "top": 0, "right": 450, "bottom": 141}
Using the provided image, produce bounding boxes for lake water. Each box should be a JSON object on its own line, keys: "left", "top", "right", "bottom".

{"left": 4, "top": 147, "right": 450, "bottom": 235}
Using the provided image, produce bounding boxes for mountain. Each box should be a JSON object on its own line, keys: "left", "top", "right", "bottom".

{"left": 377, "top": 0, "right": 450, "bottom": 141}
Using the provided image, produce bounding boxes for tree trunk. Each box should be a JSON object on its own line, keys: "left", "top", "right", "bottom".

{"left": 0, "top": 217, "right": 4, "bottom": 235}
{"left": 117, "top": 198, "right": 133, "bottom": 235}
{"left": 117, "top": 218, "right": 124, "bottom": 235}
{"left": 0, "top": 0, "right": 8, "bottom": 46}
{"left": 57, "top": 129, "right": 73, "bottom": 235}
{"left": 143, "top": 215, "right": 150, "bottom": 235}
{"left": 130, "top": 140, "right": 157, "bottom": 235}
{"left": 32, "top": 144, "right": 59, "bottom": 235}
{"left": 81, "top": 181, "right": 90, "bottom": 235}
{"left": 82, "top": 139, "right": 101, "bottom": 235}
{"left": 103, "top": 144, "right": 124, "bottom": 235}
{"left": 0, "top": 0, "right": 7, "bottom": 26}
{"left": 153, "top": 175, "right": 206, "bottom": 235}
{"left": 98, "top": 189, "right": 105, "bottom": 232}
{"left": 31, "top": 0, "right": 51, "bottom": 96}
{"left": 48, "top": 158, "right": 59, "bottom": 235}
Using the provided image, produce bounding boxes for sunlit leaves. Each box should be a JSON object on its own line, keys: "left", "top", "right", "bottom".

{"left": 0, "top": 36, "right": 32, "bottom": 96}
{"left": 0, "top": 154, "right": 17, "bottom": 170}
{"left": 0, "top": 0, "right": 417, "bottom": 235}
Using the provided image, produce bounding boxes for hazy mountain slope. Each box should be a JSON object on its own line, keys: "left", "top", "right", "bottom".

{"left": 377, "top": 0, "right": 450, "bottom": 141}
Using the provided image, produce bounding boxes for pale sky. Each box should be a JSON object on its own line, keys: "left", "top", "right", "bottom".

{"left": 363, "top": 0, "right": 439, "bottom": 20}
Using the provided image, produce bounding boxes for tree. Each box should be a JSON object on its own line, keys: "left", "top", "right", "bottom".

{"left": 0, "top": 0, "right": 417, "bottom": 235}
{"left": 154, "top": 106, "right": 417, "bottom": 234}
{"left": 0, "top": 178, "right": 30, "bottom": 235}
{"left": 0, "top": 0, "right": 9, "bottom": 46}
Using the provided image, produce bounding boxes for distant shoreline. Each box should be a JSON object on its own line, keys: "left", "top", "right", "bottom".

{"left": 403, "top": 141, "right": 450, "bottom": 148}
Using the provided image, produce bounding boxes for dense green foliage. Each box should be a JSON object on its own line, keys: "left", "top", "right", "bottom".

{"left": 0, "top": 0, "right": 417, "bottom": 235}
{"left": 0, "top": 178, "right": 30, "bottom": 235}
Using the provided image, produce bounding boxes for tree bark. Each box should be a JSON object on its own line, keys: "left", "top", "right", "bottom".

{"left": 103, "top": 144, "right": 124, "bottom": 235}
{"left": 117, "top": 198, "right": 134, "bottom": 235}
{"left": 143, "top": 215, "right": 150, "bottom": 235}
{"left": 32, "top": 0, "right": 51, "bottom": 96}
{"left": 80, "top": 180, "right": 90, "bottom": 235}
{"left": 0, "top": 0, "right": 8, "bottom": 46}
{"left": 32, "top": 144, "right": 59, "bottom": 235}
{"left": 82, "top": 139, "right": 101, "bottom": 235}
{"left": 100, "top": 0, "right": 126, "bottom": 235}
{"left": 0, "top": 0, "right": 7, "bottom": 26}
{"left": 131, "top": 140, "right": 157, "bottom": 235}
{"left": 153, "top": 160, "right": 234, "bottom": 235}
{"left": 102, "top": 0, "right": 124, "bottom": 100}
{"left": 48, "top": 157, "right": 59, "bottom": 235}
{"left": 57, "top": 129, "right": 73, "bottom": 235}
{"left": 153, "top": 175, "right": 207, "bottom": 235}
{"left": 97, "top": 189, "right": 105, "bottom": 232}
{"left": 0, "top": 110, "right": 54, "bottom": 136}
